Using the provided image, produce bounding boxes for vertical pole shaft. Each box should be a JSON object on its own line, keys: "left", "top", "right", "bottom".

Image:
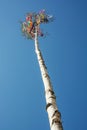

{"left": 34, "top": 29, "right": 63, "bottom": 130}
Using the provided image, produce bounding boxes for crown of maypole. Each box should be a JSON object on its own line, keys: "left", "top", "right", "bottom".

{"left": 21, "top": 9, "right": 53, "bottom": 40}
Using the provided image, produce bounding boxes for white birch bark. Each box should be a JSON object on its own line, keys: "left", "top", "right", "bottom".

{"left": 34, "top": 30, "right": 63, "bottom": 130}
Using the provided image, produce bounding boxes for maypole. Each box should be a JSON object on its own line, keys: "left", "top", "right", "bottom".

{"left": 21, "top": 10, "right": 63, "bottom": 130}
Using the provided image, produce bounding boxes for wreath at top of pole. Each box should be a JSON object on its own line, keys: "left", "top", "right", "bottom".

{"left": 21, "top": 9, "right": 53, "bottom": 40}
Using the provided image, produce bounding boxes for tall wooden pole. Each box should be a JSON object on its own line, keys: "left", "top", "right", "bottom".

{"left": 34, "top": 29, "right": 63, "bottom": 130}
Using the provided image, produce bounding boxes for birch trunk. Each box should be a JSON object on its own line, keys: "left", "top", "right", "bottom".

{"left": 34, "top": 31, "right": 63, "bottom": 130}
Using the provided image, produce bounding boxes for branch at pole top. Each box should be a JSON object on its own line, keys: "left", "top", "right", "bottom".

{"left": 20, "top": 9, "right": 54, "bottom": 40}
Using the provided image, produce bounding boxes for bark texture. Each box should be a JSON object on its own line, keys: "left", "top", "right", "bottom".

{"left": 35, "top": 32, "right": 63, "bottom": 130}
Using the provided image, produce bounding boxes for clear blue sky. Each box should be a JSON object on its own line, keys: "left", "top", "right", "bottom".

{"left": 0, "top": 0, "right": 87, "bottom": 130}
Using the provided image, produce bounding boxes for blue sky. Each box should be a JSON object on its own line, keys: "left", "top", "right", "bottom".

{"left": 0, "top": 0, "right": 87, "bottom": 130}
